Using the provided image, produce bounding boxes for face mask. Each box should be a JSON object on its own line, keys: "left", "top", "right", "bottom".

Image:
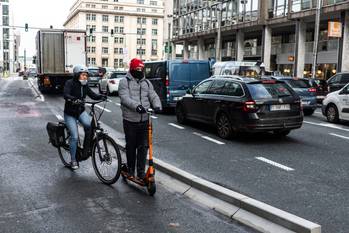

{"left": 131, "top": 70, "right": 144, "bottom": 80}
{"left": 79, "top": 80, "right": 88, "bottom": 86}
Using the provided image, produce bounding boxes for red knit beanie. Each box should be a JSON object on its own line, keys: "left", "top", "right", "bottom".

{"left": 129, "top": 58, "right": 144, "bottom": 71}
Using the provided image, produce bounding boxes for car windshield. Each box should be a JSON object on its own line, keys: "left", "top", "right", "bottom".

{"left": 247, "top": 82, "right": 292, "bottom": 99}
{"left": 285, "top": 79, "right": 311, "bottom": 88}
{"left": 88, "top": 69, "right": 99, "bottom": 76}
{"left": 110, "top": 73, "right": 126, "bottom": 79}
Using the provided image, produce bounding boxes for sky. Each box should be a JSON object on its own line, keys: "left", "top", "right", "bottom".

{"left": 12, "top": 0, "right": 75, "bottom": 57}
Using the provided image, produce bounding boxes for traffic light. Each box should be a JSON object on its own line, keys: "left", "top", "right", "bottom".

{"left": 110, "top": 29, "right": 114, "bottom": 37}
{"left": 25, "top": 23, "right": 28, "bottom": 32}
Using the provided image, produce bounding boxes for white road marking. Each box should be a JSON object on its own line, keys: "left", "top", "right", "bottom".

{"left": 86, "top": 103, "right": 112, "bottom": 113}
{"left": 55, "top": 114, "right": 63, "bottom": 121}
{"left": 329, "top": 133, "right": 349, "bottom": 140}
{"left": 201, "top": 136, "right": 225, "bottom": 145}
{"left": 314, "top": 111, "right": 322, "bottom": 115}
{"left": 304, "top": 121, "right": 349, "bottom": 132}
{"left": 192, "top": 132, "right": 225, "bottom": 145}
{"left": 151, "top": 116, "right": 158, "bottom": 119}
{"left": 115, "top": 103, "right": 121, "bottom": 106}
{"left": 255, "top": 157, "right": 294, "bottom": 171}
{"left": 168, "top": 123, "right": 185, "bottom": 129}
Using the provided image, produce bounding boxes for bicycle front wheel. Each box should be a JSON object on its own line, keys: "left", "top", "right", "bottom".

{"left": 91, "top": 134, "right": 121, "bottom": 185}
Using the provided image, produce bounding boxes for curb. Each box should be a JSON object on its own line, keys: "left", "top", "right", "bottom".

{"left": 100, "top": 122, "right": 321, "bottom": 233}
{"left": 28, "top": 78, "right": 45, "bottom": 102}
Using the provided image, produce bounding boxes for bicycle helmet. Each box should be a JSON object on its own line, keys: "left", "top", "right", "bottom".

{"left": 73, "top": 65, "right": 89, "bottom": 79}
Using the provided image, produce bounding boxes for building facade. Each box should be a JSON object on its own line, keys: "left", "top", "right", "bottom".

{"left": 172, "top": 0, "right": 349, "bottom": 80}
{"left": 64, "top": 0, "right": 167, "bottom": 68}
{"left": 0, "top": 0, "right": 15, "bottom": 74}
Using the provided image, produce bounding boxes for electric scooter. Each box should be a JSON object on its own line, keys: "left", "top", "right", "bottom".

{"left": 121, "top": 109, "right": 156, "bottom": 196}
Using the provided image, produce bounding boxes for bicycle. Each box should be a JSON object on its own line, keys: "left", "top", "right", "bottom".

{"left": 48, "top": 99, "right": 121, "bottom": 185}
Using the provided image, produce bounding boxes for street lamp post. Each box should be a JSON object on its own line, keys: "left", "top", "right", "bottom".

{"left": 312, "top": 0, "right": 322, "bottom": 79}
{"left": 167, "top": 14, "right": 173, "bottom": 60}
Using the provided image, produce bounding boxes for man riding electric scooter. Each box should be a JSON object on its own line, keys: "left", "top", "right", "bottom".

{"left": 119, "top": 58, "right": 162, "bottom": 180}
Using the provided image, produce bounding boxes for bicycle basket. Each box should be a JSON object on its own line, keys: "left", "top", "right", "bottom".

{"left": 46, "top": 122, "right": 66, "bottom": 147}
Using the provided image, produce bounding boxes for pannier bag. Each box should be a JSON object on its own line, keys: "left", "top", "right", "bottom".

{"left": 46, "top": 122, "right": 66, "bottom": 147}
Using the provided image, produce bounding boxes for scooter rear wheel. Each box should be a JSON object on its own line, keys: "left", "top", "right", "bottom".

{"left": 147, "top": 182, "right": 156, "bottom": 196}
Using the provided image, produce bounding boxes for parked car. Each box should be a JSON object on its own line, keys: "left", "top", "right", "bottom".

{"left": 176, "top": 76, "right": 303, "bottom": 139}
{"left": 27, "top": 68, "right": 37, "bottom": 78}
{"left": 144, "top": 60, "right": 211, "bottom": 108}
{"left": 327, "top": 72, "right": 349, "bottom": 93}
{"left": 308, "top": 78, "right": 328, "bottom": 103}
{"left": 268, "top": 76, "right": 317, "bottom": 116}
{"left": 87, "top": 67, "right": 102, "bottom": 86}
{"left": 98, "top": 71, "right": 127, "bottom": 95}
{"left": 322, "top": 83, "right": 349, "bottom": 123}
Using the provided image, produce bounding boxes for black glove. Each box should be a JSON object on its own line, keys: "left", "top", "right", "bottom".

{"left": 154, "top": 107, "right": 161, "bottom": 113}
{"left": 136, "top": 105, "right": 146, "bottom": 114}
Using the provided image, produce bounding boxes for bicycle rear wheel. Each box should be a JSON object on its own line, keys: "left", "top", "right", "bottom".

{"left": 91, "top": 134, "right": 121, "bottom": 185}
{"left": 57, "top": 127, "right": 71, "bottom": 167}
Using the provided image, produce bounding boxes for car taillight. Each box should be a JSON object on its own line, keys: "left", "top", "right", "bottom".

{"left": 308, "top": 88, "right": 317, "bottom": 92}
{"left": 165, "top": 76, "right": 169, "bottom": 87}
{"left": 243, "top": 101, "right": 257, "bottom": 112}
{"left": 109, "top": 80, "right": 115, "bottom": 84}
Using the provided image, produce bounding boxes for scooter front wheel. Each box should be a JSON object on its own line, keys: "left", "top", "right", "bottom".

{"left": 147, "top": 182, "right": 156, "bottom": 196}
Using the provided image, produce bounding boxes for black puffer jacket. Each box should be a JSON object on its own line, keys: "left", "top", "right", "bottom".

{"left": 63, "top": 78, "right": 103, "bottom": 118}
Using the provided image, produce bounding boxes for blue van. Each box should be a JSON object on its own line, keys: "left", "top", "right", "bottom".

{"left": 144, "top": 60, "right": 211, "bottom": 108}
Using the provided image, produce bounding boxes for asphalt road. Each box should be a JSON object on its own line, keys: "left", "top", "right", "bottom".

{"left": 20, "top": 79, "right": 349, "bottom": 232}
{"left": 0, "top": 77, "right": 257, "bottom": 233}
{"left": 83, "top": 87, "right": 348, "bottom": 233}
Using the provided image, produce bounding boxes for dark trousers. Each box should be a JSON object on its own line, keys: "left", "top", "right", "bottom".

{"left": 123, "top": 120, "right": 149, "bottom": 177}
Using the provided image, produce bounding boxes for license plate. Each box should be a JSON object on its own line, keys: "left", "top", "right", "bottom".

{"left": 301, "top": 100, "right": 310, "bottom": 105}
{"left": 270, "top": 104, "right": 290, "bottom": 111}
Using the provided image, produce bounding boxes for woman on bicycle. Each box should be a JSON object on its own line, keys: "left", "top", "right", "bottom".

{"left": 63, "top": 65, "right": 106, "bottom": 170}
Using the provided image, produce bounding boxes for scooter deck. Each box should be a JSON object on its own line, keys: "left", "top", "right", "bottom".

{"left": 121, "top": 171, "right": 146, "bottom": 186}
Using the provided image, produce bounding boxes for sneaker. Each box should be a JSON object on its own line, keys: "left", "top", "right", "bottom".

{"left": 71, "top": 161, "right": 79, "bottom": 170}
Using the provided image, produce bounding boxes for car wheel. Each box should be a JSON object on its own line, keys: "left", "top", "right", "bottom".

{"left": 176, "top": 105, "right": 187, "bottom": 124}
{"left": 303, "top": 109, "right": 315, "bottom": 116}
{"left": 326, "top": 104, "right": 339, "bottom": 123}
{"left": 273, "top": 130, "right": 291, "bottom": 137}
{"left": 216, "top": 113, "right": 233, "bottom": 139}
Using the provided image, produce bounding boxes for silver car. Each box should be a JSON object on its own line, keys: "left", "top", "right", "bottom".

{"left": 98, "top": 71, "right": 127, "bottom": 95}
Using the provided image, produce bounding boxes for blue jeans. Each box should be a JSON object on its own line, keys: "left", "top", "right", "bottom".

{"left": 64, "top": 111, "right": 92, "bottom": 162}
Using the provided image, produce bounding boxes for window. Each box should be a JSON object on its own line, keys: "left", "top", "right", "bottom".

{"left": 88, "top": 57, "right": 96, "bottom": 65}
{"left": 102, "top": 5, "right": 108, "bottom": 9}
{"left": 137, "top": 8, "right": 145, "bottom": 12}
{"left": 137, "top": 38, "right": 146, "bottom": 45}
{"left": 137, "top": 49, "right": 146, "bottom": 55}
{"left": 91, "top": 4, "right": 96, "bottom": 8}
{"left": 341, "top": 74, "right": 349, "bottom": 84}
{"left": 119, "top": 37, "right": 124, "bottom": 44}
{"left": 86, "top": 14, "right": 91, "bottom": 20}
{"left": 151, "top": 9, "right": 157, "bottom": 13}
{"left": 102, "top": 47, "right": 109, "bottom": 54}
{"left": 2, "top": 16, "right": 8, "bottom": 26}
{"left": 102, "top": 58, "right": 109, "bottom": 67}
{"left": 119, "top": 59, "right": 124, "bottom": 67}
{"left": 152, "top": 18, "right": 158, "bottom": 25}
{"left": 86, "top": 3, "right": 90, "bottom": 7}
{"left": 120, "top": 16, "right": 124, "bottom": 23}
{"left": 193, "top": 81, "right": 213, "bottom": 94}
{"left": 2, "top": 5, "right": 9, "bottom": 15}
{"left": 114, "top": 27, "right": 119, "bottom": 33}
{"left": 114, "top": 48, "right": 119, "bottom": 54}
{"left": 91, "top": 14, "right": 96, "bottom": 21}
{"left": 120, "top": 27, "right": 124, "bottom": 33}
{"left": 151, "top": 50, "right": 157, "bottom": 56}
{"left": 222, "top": 82, "right": 244, "bottom": 97}
{"left": 119, "top": 7, "right": 124, "bottom": 10}
{"left": 137, "top": 0, "right": 144, "bottom": 4}
{"left": 88, "top": 36, "right": 96, "bottom": 42}
{"left": 102, "top": 26, "right": 109, "bottom": 32}
{"left": 91, "top": 25, "right": 96, "bottom": 31}
{"left": 91, "top": 47, "right": 96, "bottom": 53}
{"left": 328, "top": 74, "right": 341, "bottom": 84}
{"left": 114, "top": 59, "right": 119, "bottom": 68}
{"left": 119, "top": 48, "right": 123, "bottom": 54}
{"left": 152, "top": 29, "right": 158, "bottom": 35}
{"left": 137, "top": 28, "right": 146, "bottom": 35}
{"left": 102, "top": 15, "right": 109, "bottom": 22}
{"left": 3, "top": 40, "right": 9, "bottom": 50}
{"left": 114, "top": 0, "right": 118, "bottom": 1}
{"left": 151, "top": 39, "right": 157, "bottom": 49}
{"left": 247, "top": 83, "right": 292, "bottom": 99}
{"left": 102, "top": 37, "right": 109, "bottom": 43}
{"left": 150, "top": 1, "right": 157, "bottom": 5}
{"left": 87, "top": 46, "right": 91, "bottom": 53}
{"left": 114, "top": 37, "right": 119, "bottom": 43}
{"left": 137, "top": 17, "right": 147, "bottom": 24}
{"left": 114, "top": 16, "right": 119, "bottom": 22}
{"left": 208, "top": 80, "right": 225, "bottom": 95}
